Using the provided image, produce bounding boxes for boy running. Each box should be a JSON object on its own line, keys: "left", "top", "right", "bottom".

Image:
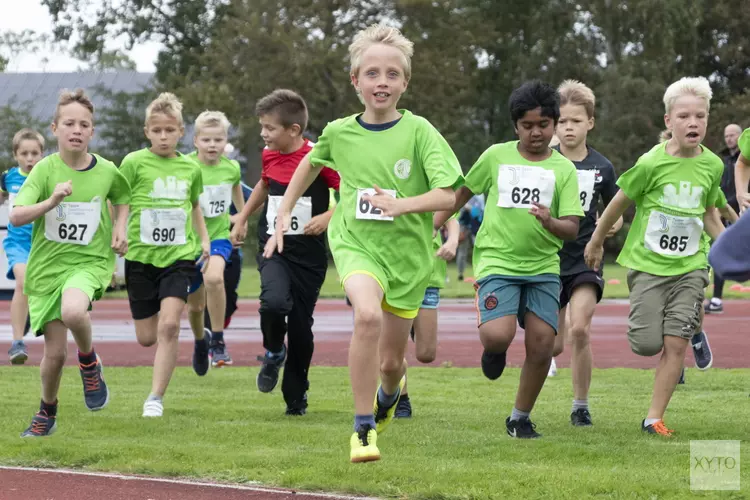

{"left": 121, "top": 93, "right": 210, "bottom": 417}
{"left": 15, "top": 89, "right": 130, "bottom": 436}
{"left": 438, "top": 80, "right": 583, "bottom": 439}
{"left": 231, "top": 89, "right": 339, "bottom": 416}
{"left": 188, "top": 111, "right": 245, "bottom": 368}
{"left": 269, "top": 26, "right": 463, "bottom": 462}
{"left": 4, "top": 128, "right": 44, "bottom": 364}
{"left": 549, "top": 80, "right": 621, "bottom": 426}
{"left": 585, "top": 77, "right": 735, "bottom": 436}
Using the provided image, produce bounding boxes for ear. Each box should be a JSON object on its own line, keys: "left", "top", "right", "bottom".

{"left": 50, "top": 122, "right": 57, "bottom": 135}
{"left": 289, "top": 123, "right": 302, "bottom": 137}
{"left": 513, "top": 123, "right": 519, "bottom": 136}
{"left": 588, "top": 116, "right": 595, "bottom": 131}
{"left": 179, "top": 125, "right": 185, "bottom": 139}
{"left": 350, "top": 73, "right": 360, "bottom": 94}
{"left": 143, "top": 126, "right": 149, "bottom": 138}
{"left": 193, "top": 135, "right": 199, "bottom": 149}
{"left": 663, "top": 113, "right": 671, "bottom": 130}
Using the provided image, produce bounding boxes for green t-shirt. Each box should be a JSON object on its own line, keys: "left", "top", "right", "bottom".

{"left": 464, "top": 141, "right": 583, "bottom": 278}
{"left": 189, "top": 152, "right": 240, "bottom": 241}
{"left": 14, "top": 153, "right": 131, "bottom": 296}
{"left": 309, "top": 110, "right": 464, "bottom": 301}
{"left": 616, "top": 142, "right": 725, "bottom": 276}
{"left": 120, "top": 148, "right": 203, "bottom": 267}
{"left": 739, "top": 128, "right": 750, "bottom": 158}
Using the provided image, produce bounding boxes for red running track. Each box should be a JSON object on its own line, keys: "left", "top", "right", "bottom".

{"left": 2, "top": 298, "right": 748, "bottom": 369}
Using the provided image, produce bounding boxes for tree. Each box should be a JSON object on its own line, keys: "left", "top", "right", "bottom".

{"left": 0, "top": 100, "right": 56, "bottom": 171}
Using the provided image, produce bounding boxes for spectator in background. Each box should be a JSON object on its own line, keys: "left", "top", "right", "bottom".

{"left": 456, "top": 194, "right": 484, "bottom": 281}
{"left": 706, "top": 123, "right": 744, "bottom": 314}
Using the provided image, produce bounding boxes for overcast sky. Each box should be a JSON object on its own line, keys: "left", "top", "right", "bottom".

{"left": 0, "top": 0, "right": 159, "bottom": 72}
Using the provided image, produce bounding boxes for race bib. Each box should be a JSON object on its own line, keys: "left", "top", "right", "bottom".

{"left": 577, "top": 169, "right": 596, "bottom": 212}
{"left": 199, "top": 183, "right": 233, "bottom": 218}
{"left": 140, "top": 208, "right": 187, "bottom": 246}
{"left": 266, "top": 196, "right": 312, "bottom": 236}
{"left": 497, "top": 165, "right": 555, "bottom": 209}
{"left": 644, "top": 210, "right": 702, "bottom": 257}
{"left": 45, "top": 199, "right": 101, "bottom": 246}
{"left": 356, "top": 188, "right": 397, "bottom": 221}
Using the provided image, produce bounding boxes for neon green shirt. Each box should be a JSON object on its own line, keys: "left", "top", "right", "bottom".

{"left": 189, "top": 152, "right": 240, "bottom": 241}
{"left": 616, "top": 142, "right": 725, "bottom": 276}
{"left": 309, "top": 110, "right": 464, "bottom": 308}
{"left": 120, "top": 148, "right": 203, "bottom": 267}
{"left": 739, "top": 128, "right": 750, "bottom": 158}
{"left": 464, "top": 141, "right": 583, "bottom": 279}
{"left": 14, "top": 153, "right": 130, "bottom": 295}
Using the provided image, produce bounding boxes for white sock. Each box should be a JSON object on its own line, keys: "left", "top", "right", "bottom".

{"left": 711, "top": 297, "right": 722, "bottom": 305}
{"left": 644, "top": 418, "right": 660, "bottom": 427}
{"left": 572, "top": 399, "right": 588, "bottom": 411}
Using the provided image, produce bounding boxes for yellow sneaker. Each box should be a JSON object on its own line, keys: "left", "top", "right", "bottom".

{"left": 374, "top": 376, "right": 406, "bottom": 435}
{"left": 350, "top": 425, "right": 380, "bottom": 463}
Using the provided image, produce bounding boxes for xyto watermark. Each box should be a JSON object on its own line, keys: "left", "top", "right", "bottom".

{"left": 690, "top": 440, "right": 740, "bottom": 491}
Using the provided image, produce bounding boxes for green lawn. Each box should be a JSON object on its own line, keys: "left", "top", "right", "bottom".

{"left": 107, "top": 261, "right": 750, "bottom": 300}
{"left": 1, "top": 366, "right": 747, "bottom": 498}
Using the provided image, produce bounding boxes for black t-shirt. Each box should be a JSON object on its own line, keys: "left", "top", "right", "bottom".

{"left": 555, "top": 146, "right": 618, "bottom": 276}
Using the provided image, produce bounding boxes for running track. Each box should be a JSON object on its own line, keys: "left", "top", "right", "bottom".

{"left": 1, "top": 298, "right": 748, "bottom": 499}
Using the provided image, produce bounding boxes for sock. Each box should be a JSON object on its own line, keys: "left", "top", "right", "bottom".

{"left": 711, "top": 297, "right": 722, "bottom": 305}
{"left": 572, "top": 399, "right": 588, "bottom": 411}
{"left": 354, "top": 414, "right": 376, "bottom": 431}
{"left": 644, "top": 418, "right": 661, "bottom": 427}
{"left": 399, "top": 393, "right": 410, "bottom": 402}
{"left": 510, "top": 408, "right": 530, "bottom": 422}
{"left": 40, "top": 399, "right": 58, "bottom": 417}
{"left": 77, "top": 349, "right": 97, "bottom": 365}
{"left": 146, "top": 393, "right": 162, "bottom": 403}
{"left": 377, "top": 385, "right": 400, "bottom": 409}
{"left": 212, "top": 331, "right": 224, "bottom": 343}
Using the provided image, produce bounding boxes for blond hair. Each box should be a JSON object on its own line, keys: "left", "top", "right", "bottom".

{"left": 349, "top": 24, "right": 414, "bottom": 81}
{"left": 659, "top": 129, "right": 672, "bottom": 143}
{"left": 558, "top": 80, "right": 596, "bottom": 119}
{"left": 663, "top": 77, "right": 713, "bottom": 115}
{"left": 194, "top": 110, "right": 231, "bottom": 136}
{"left": 12, "top": 128, "right": 44, "bottom": 154}
{"left": 54, "top": 89, "right": 94, "bottom": 124}
{"left": 146, "top": 92, "right": 184, "bottom": 125}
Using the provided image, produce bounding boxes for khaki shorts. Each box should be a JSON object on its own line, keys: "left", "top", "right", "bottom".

{"left": 626, "top": 268, "right": 708, "bottom": 357}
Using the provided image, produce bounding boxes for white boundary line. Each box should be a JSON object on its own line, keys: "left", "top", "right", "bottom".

{"left": 0, "top": 466, "right": 379, "bottom": 499}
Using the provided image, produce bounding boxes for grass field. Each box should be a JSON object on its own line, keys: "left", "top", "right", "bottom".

{"left": 1, "top": 366, "right": 747, "bottom": 499}
{"left": 107, "top": 261, "right": 750, "bottom": 301}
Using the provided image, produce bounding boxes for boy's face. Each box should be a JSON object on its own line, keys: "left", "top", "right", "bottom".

{"left": 557, "top": 104, "right": 593, "bottom": 150}
{"left": 14, "top": 139, "right": 43, "bottom": 171}
{"left": 145, "top": 112, "right": 184, "bottom": 157}
{"left": 350, "top": 43, "right": 409, "bottom": 113}
{"left": 515, "top": 107, "right": 556, "bottom": 155}
{"left": 194, "top": 126, "right": 228, "bottom": 163}
{"left": 51, "top": 103, "right": 94, "bottom": 154}
{"left": 259, "top": 113, "right": 299, "bottom": 152}
{"left": 665, "top": 95, "right": 708, "bottom": 150}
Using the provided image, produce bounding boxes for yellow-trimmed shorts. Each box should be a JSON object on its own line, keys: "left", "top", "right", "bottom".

{"left": 341, "top": 270, "right": 420, "bottom": 320}
{"left": 28, "top": 269, "right": 104, "bottom": 336}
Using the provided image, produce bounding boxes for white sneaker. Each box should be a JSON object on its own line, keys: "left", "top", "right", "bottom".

{"left": 548, "top": 358, "right": 558, "bottom": 377}
{"left": 142, "top": 399, "right": 164, "bottom": 417}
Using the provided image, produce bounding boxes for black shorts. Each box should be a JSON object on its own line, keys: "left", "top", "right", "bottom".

{"left": 125, "top": 259, "right": 199, "bottom": 320}
{"left": 559, "top": 270, "right": 604, "bottom": 309}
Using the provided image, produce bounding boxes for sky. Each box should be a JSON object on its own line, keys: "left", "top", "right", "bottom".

{"left": 0, "top": 0, "right": 160, "bottom": 72}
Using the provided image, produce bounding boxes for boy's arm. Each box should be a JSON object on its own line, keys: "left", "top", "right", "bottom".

{"left": 584, "top": 190, "right": 634, "bottom": 271}
{"left": 230, "top": 179, "right": 268, "bottom": 246}
{"left": 436, "top": 217, "right": 460, "bottom": 261}
{"left": 111, "top": 204, "right": 129, "bottom": 256}
{"left": 231, "top": 183, "right": 246, "bottom": 219}
{"left": 366, "top": 186, "right": 455, "bottom": 218}
{"left": 10, "top": 180, "right": 71, "bottom": 227}
{"left": 734, "top": 154, "right": 750, "bottom": 214}
{"left": 274, "top": 153, "right": 323, "bottom": 253}
{"left": 434, "top": 186, "right": 474, "bottom": 229}
{"left": 303, "top": 206, "right": 336, "bottom": 236}
{"left": 529, "top": 203, "right": 579, "bottom": 240}
{"left": 718, "top": 203, "right": 738, "bottom": 224}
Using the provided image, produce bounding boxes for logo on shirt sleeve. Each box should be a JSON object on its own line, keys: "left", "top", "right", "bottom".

{"left": 394, "top": 159, "right": 411, "bottom": 180}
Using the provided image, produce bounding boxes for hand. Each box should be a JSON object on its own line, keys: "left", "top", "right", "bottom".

{"left": 50, "top": 180, "right": 73, "bottom": 206}
{"left": 274, "top": 211, "right": 291, "bottom": 254}
{"left": 436, "top": 239, "right": 458, "bottom": 261}
{"left": 363, "top": 185, "right": 403, "bottom": 217}
{"left": 739, "top": 193, "right": 750, "bottom": 215}
{"left": 304, "top": 212, "right": 331, "bottom": 236}
{"left": 529, "top": 202, "right": 551, "bottom": 227}
{"left": 263, "top": 233, "right": 277, "bottom": 259}
{"left": 584, "top": 241, "right": 604, "bottom": 272}
{"left": 230, "top": 214, "right": 240, "bottom": 226}
{"left": 197, "top": 240, "right": 211, "bottom": 273}
{"left": 111, "top": 229, "right": 128, "bottom": 257}
{"left": 230, "top": 221, "right": 247, "bottom": 247}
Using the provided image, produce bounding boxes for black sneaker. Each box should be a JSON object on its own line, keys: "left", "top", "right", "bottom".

{"left": 481, "top": 350, "right": 507, "bottom": 380}
{"left": 678, "top": 367, "right": 685, "bottom": 385}
{"left": 193, "top": 329, "right": 211, "bottom": 376}
{"left": 20, "top": 410, "right": 57, "bottom": 438}
{"left": 79, "top": 355, "right": 109, "bottom": 411}
{"left": 256, "top": 346, "right": 286, "bottom": 393}
{"left": 691, "top": 331, "right": 713, "bottom": 370}
{"left": 394, "top": 395, "right": 412, "bottom": 418}
{"left": 704, "top": 301, "right": 723, "bottom": 314}
{"left": 506, "top": 416, "right": 541, "bottom": 438}
{"left": 570, "top": 408, "right": 593, "bottom": 426}
{"left": 286, "top": 393, "right": 308, "bottom": 416}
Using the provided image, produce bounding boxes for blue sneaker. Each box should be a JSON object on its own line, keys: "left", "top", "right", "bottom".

{"left": 256, "top": 346, "right": 286, "bottom": 393}
{"left": 691, "top": 331, "right": 713, "bottom": 371}
{"left": 79, "top": 355, "right": 109, "bottom": 411}
{"left": 20, "top": 409, "right": 57, "bottom": 438}
{"left": 8, "top": 340, "right": 28, "bottom": 365}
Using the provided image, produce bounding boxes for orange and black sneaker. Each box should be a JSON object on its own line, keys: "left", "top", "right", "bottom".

{"left": 642, "top": 419, "right": 674, "bottom": 437}
{"left": 20, "top": 410, "right": 57, "bottom": 438}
